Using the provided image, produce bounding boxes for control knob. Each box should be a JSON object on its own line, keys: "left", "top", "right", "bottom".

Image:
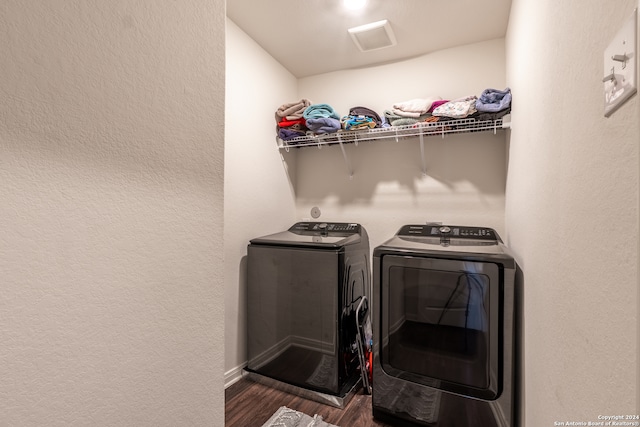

{"left": 438, "top": 226, "right": 451, "bottom": 234}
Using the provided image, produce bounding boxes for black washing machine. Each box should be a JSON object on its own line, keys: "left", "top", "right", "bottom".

{"left": 246, "top": 222, "right": 370, "bottom": 407}
{"left": 372, "top": 224, "right": 520, "bottom": 427}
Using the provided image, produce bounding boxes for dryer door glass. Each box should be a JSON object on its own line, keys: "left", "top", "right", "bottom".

{"left": 380, "top": 256, "right": 501, "bottom": 400}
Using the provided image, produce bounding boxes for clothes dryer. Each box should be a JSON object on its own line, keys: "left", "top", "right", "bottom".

{"left": 246, "top": 222, "right": 370, "bottom": 407}
{"left": 372, "top": 224, "right": 519, "bottom": 427}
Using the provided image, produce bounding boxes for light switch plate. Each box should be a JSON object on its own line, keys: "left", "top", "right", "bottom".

{"left": 603, "top": 8, "right": 637, "bottom": 117}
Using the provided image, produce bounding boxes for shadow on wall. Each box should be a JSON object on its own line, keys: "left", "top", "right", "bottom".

{"left": 280, "top": 132, "right": 507, "bottom": 205}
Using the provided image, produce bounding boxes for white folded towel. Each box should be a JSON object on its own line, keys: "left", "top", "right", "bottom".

{"left": 392, "top": 97, "right": 442, "bottom": 115}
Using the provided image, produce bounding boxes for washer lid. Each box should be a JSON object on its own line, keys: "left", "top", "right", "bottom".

{"left": 249, "top": 222, "right": 363, "bottom": 248}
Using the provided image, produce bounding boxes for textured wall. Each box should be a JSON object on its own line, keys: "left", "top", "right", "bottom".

{"left": 505, "top": 0, "right": 639, "bottom": 424}
{"left": 0, "top": 1, "right": 225, "bottom": 425}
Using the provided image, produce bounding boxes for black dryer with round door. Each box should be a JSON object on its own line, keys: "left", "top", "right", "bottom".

{"left": 372, "top": 224, "right": 520, "bottom": 427}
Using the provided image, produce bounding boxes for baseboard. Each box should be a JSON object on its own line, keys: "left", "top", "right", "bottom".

{"left": 225, "top": 363, "right": 248, "bottom": 389}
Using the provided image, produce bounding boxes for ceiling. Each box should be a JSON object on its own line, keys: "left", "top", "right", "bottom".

{"left": 226, "top": 0, "right": 513, "bottom": 78}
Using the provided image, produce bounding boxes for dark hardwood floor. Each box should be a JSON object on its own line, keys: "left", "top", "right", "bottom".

{"left": 225, "top": 376, "right": 394, "bottom": 427}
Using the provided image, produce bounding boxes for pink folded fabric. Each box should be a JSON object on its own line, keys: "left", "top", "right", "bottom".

{"left": 428, "top": 100, "right": 449, "bottom": 113}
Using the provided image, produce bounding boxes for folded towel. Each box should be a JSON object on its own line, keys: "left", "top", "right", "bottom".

{"left": 276, "top": 99, "right": 312, "bottom": 121}
{"left": 348, "top": 106, "right": 382, "bottom": 127}
{"left": 278, "top": 128, "right": 306, "bottom": 141}
{"left": 384, "top": 110, "right": 431, "bottom": 126}
{"left": 341, "top": 115, "right": 376, "bottom": 130}
{"left": 423, "top": 116, "right": 440, "bottom": 123}
{"left": 392, "top": 97, "right": 442, "bottom": 115}
{"left": 391, "top": 108, "right": 423, "bottom": 118}
{"left": 477, "top": 107, "right": 511, "bottom": 121}
{"left": 384, "top": 109, "right": 403, "bottom": 122}
{"left": 303, "top": 104, "right": 341, "bottom": 120}
{"left": 391, "top": 117, "right": 420, "bottom": 126}
{"left": 277, "top": 117, "right": 307, "bottom": 128}
{"left": 476, "top": 88, "right": 512, "bottom": 112}
{"left": 306, "top": 117, "right": 341, "bottom": 134}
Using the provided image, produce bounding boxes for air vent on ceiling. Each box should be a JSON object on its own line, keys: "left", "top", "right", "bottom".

{"left": 348, "top": 19, "right": 397, "bottom": 52}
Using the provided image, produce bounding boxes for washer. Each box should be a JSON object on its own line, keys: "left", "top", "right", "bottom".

{"left": 246, "top": 222, "right": 370, "bottom": 408}
{"left": 372, "top": 224, "right": 520, "bottom": 427}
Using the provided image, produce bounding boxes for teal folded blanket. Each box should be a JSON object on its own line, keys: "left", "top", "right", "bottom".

{"left": 303, "top": 103, "right": 340, "bottom": 120}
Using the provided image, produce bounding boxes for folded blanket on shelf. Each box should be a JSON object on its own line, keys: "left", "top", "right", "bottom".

{"left": 303, "top": 103, "right": 341, "bottom": 120}
{"left": 391, "top": 117, "right": 419, "bottom": 126}
{"left": 391, "top": 108, "right": 423, "bottom": 118}
{"left": 384, "top": 109, "right": 432, "bottom": 126}
{"left": 341, "top": 115, "right": 376, "bottom": 131}
{"left": 277, "top": 117, "right": 307, "bottom": 128}
{"left": 432, "top": 96, "right": 478, "bottom": 119}
{"left": 278, "top": 128, "right": 307, "bottom": 141}
{"left": 384, "top": 109, "right": 403, "bottom": 122}
{"left": 476, "top": 107, "right": 511, "bottom": 121}
{"left": 428, "top": 100, "right": 449, "bottom": 112}
{"left": 275, "top": 99, "right": 312, "bottom": 121}
{"left": 392, "top": 96, "right": 442, "bottom": 117}
{"left": 306, "top": 117, "right": 341, "bottom": 134}
{"left": 423, "top": 116, "right": 440, "bottom": 123}
{"left": 476, "top": 88, "right": 512, "bottom": 112}
{"left": 348, "top": 106, "right": 382, "bottom": 127}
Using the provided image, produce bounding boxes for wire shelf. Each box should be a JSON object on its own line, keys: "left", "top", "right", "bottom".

{"left": 277, "top": 116, "right": 509, "bottom": 149}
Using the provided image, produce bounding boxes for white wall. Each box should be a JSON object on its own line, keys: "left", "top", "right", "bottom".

{"left": 505, "top": 0, "right": 639, "bottom": 424}
{"left": 295, "top": 39, "right": 508, "bottom": 249}
{"left": 0, "top": 1, "right": 226, "bottom": 425}
{"left": 224, "top": 19, "right": 298, "bottom": 385}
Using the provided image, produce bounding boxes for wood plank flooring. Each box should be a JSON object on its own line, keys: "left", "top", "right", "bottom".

{"left": 225, "top": 376, "right": 394, "bottom": 427}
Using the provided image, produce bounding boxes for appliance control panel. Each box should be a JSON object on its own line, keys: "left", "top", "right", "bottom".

{"left": 398, "top": 224, "right": 499, "bottom": 241}
{"left": 289, "top": 222, "right": 361, "bottom": 234}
